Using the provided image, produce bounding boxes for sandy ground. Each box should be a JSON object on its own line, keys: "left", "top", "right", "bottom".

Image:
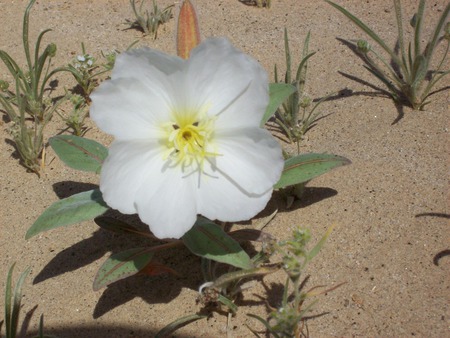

{"left": 0, "top": 0, "right": 449, "bottom": 337}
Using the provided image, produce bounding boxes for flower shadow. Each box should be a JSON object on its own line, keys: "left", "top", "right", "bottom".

{"left": 32, "top": 227, "right": 137, "bottom": 284}
{"left": 52, "top": 180, "right": 99, "bottom": 199}
{"left": 266, "top": 186, "right": 338, "bottom": 215}
{"left": 292, "top": 187, "right": 338, "bottom": 209}
{"left": 93, "top": 267, "right": 196, "bottom": 318}
{"left": 33, "top": 222, "right": 204, "bottom": 317}
{"left": 35, "top": 181, "right": 205, "bottom": 317}
{"left": 93, "top": 235, "right": 202, "bottom": 317}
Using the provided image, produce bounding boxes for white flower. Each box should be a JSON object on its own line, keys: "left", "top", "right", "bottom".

{"left": 90, "top": 38, "right": 284, "bottom": 239}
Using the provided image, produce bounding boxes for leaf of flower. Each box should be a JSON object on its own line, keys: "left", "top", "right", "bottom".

{"left": 49, "top": 135, "right": 108, "bottom": 173}
{"left": 94, "top": 216, "right": 150, "bottom": 237}
{"left": 93, "top": 248, "right": 155, "bottom": 291}
{"left": 274, "top": 153, "right": 351, "bottom": 189}
{"left": 182, "top": 218, "right": 253, "bottom": 270}
{"left": 260, "top": 83, "right": 297, "bottom": 127}
{"left": 26, "top": 189, "right": 109, "bottom": 239}
{"left": 138, "top": 259, "right": 179, "bottom": 277}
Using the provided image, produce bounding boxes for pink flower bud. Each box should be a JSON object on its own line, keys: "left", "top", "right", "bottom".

{"left": 176, "top": 0, "right": 201, "bottom": 59}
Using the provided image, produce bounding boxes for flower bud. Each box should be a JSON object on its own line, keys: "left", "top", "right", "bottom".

{"left": 357, "top": 39, "right": 371, "bottom": 54}
{"left": 0, "top": 80, "right": 9, "bottom": 91}
{"left": 176, "top": 0, "right": 201, "bottom": 59}
{"left": 299, "top": 94, "right": 312, "bottom": 108}
{"left": 46, "top": 43, "right": 57, "bottom": 57}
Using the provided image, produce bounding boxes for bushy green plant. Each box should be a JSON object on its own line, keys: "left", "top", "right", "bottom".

{"left": 326, "top": 0, "right": 449, "bottom": 110}
{"left": 127, "top": 0, "right": 174, "bottom": 38}
{"left": 0, "top": 0, "right": 66, "bottom": 174}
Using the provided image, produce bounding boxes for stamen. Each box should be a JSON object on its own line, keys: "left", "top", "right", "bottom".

{"left": 163, "top": 110, "right": 219, "bottom": 172}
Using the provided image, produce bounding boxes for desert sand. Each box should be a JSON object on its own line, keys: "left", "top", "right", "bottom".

{"left": 0, "top": 0, "right": 448, "bottom": 337}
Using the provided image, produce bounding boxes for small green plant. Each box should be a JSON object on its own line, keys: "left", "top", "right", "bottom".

{"left": 326, "top": 0, "right": 450, "bottom": 110}
{"left": 156, "top": 225, "right": 338, "bottom": 337}
{"left": 2, "top": 264, "right": 50, "bottom": 338}
{"left": 64, "top": 44, "right": 117, "bottom": 101}
{"left": 247, "top": 226, "right": 342, "bottom": 337}
{"left": 60, "top": 45, "right": 117, "bottom": 136}
{"left": 56, "top": 93, "right": 89, "bottom": 136}
{"left": 127, "top": 0, "right": 174, "bottom": 38}
{"left": 274, "top": 29, "right": 332, "bottom": 155}
{"left": 0, "top": 0, "right": 66, "bottom": 174}
{"left": 2, "top": 264, "right": 30, "bottom": 338}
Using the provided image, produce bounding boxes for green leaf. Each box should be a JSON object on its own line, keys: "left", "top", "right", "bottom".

{"left": 93, "top": 248, "right": 154, "bottom": 291}
{"left": 218, "top": 294, "right": 238, "bottom": 314}
{"left": 155, "top": 314, "right": 207, "bottom": 338}
{"left": 182, "top": 218, "right": 253, "bottom": 269}
{"left": 260, "top": 83, "right": 297, "bottom": 127}
{"left": 307, "top": 224, "right": 335, "bottom": 263}
{"left": 247, "top": 314, "right": 280, "bottom": 338}
{"left": 229, "top": 229, "right": 275, "bottom": 243}
{"left": 49, "top": 135, "right": 108, "bottom": 173}
{"left": 94, "top": 216, "right": 150, "bottom": 237}
{"left": 26, "top": 189, "right": 109, "bottom": 239}
{"left": 212, "top": 264, "right": 281, "bottom": 290}
{"left": 274, "top": 153, "right": 351, "bottom": 189}
{"left": 5, "top": 264, "right": 31, "bottom": 338}
{"left": 325, "top": 0, "right": 402, "bottom": 67}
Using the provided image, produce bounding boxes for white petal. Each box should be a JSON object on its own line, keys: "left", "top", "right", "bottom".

{"left": 112, "top": 47, "right": 183, "bottom": 79}
{"left": 90, "top": 48, "right": 185, "bottom": 140}
{"left": 134, "top": 166, "right": 198, "bottom": 239}
{"left": 185, "top": 38, "right": 268, "bottom": 129}
{"left": 99, "top": 140, "right": 164, "bottom": 214}
{"left": 101, "top": 140, "right": 199, "bottom": 239}
{"left": 90, "top": 78, "right": 170, "bottom": 140}
{"left": 112, "top": 48, "right": 183, "bottom": 109}
{"left": 197, "top": 164, "right": 274, "bottom": 222}
{"left": 213, "top": 127, "right": 284, "bottom": 195}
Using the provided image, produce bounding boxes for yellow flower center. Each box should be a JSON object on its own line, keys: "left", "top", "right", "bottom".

{"left": 163, "top": 109, "right": 218, "bottom": 171}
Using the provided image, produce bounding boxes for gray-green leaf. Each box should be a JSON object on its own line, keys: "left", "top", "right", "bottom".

{"left": 274, "top": 153, "right": 351, "bottom": 189}
{"left": 260, "top": 83, "right": 297, "bottom": 127}
{"left": 182, "top": 218, "right": 253, "bottom": 270}
{"left": 49, "top": 135, "right": 108, "bottom": 173}
{"left": 26, "top": 189, "right": 109, "bottom": 239}
{"left": 93, "top": 248, "right": 154, "bottom": 291}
